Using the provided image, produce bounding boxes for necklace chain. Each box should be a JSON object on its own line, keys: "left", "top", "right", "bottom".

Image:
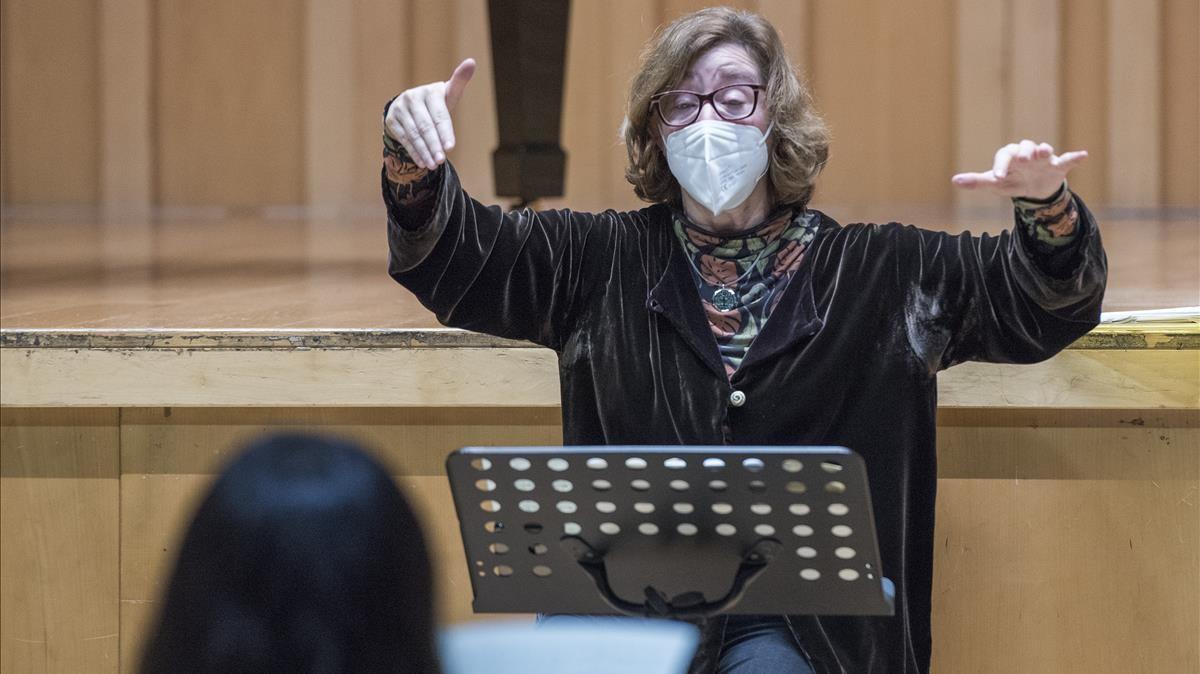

{"left": 682, "top": 240, "right": 774, "bottom": 311}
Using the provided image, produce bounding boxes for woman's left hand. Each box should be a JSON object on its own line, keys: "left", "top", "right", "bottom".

{"left": 952, "top": 140, "right": 1088, "bottom": 200}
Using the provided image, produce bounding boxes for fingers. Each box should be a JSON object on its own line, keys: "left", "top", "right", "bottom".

{"left": 1016, "top": 139, "right": 1037, "bottom": 162}
{"left": 385, "top": 102, "right": 424, "bottom": 168}
{"left": 1052, "top": 150, "right": 1089, "bottom": 171}
{"left": 408, "top": 93, "right": 446, "bottom": 165}
{"left": 445, "top": 58, "right": 476, "bottom": 110}
{"left": 951, "top": 171, "right": 998, "bottom": 190}
{"left": 426, "top": 87, "right": 457, "bottom": 154}
{"left": 993, "top": 144, "right": 1018, "bottom": 179}
{"left": 1035, "top": 142, "right": 1053, "bottom": 160}
{"left": 394, "top": 98, "right": 436, "bottom": 169}
{"left": 384, "top": 104, "right": 407, "bottom": 147}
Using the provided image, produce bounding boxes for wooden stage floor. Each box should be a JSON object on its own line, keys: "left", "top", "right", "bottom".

{"left": 2, "top": 206, "right": 1197, "bottom": 330}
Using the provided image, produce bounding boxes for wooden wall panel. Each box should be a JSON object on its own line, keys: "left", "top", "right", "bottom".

{"left": 1010, "top": 0, "right": 1061, "bottom": 144}
{"left": 809, "top": 2, "right": 883, "bottom": 207}
{"left": 0, "top": 408, "right": 119, "bottom": 673}
{"left": 559, "top": 0, "right": 623, "bottom": 214}
{"left": 954, "top": 0, "right": 1007, "bottom": 212}
{"left": 447, "top": 0, "right": 498, "bottom": 208}
{"left": 351, "top": 0, "right": 410, "bottom": 207}
{"left": 0, "top": 0, "right": 100, "bottom": 205}
{"left": 154, "top": 0, "right": 303, "bottom": 206}
{"left": 0, "top": 1, "right": 1196, "bottom": 210}
{"left": 756, "top": 0, "right": 810, "bottom": 74}
{"left": 876, "top": 0, "right": 955, "bottom": 206}
{"left": 99, "top": 0, "right": 152, "bottom": 211}
{"left": 931, "top": 479, "right": 1198, "bottom": 673}
{"left": 1107, "top": 0, "right": 1162, "bottom": 207}
{"left": 601, "top": 0, "right": 665, "bottom": 212}
{"left": 303, "top": 0, "right": 355, "bottom": 210}
{"left": 810, "top": 0, "right": 955, "bottom": 209}
{"left": 1163, "top": 0, "right": 1200, "bottom": 206}
{"left": 1062, "top": 0, "right": 1109, "bottom": 202}
{"left": 936, "top": 409, "right": 1198, "bottom": 481}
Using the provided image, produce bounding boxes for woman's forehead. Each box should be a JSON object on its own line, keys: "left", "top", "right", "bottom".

{"left": 678, "top": 44, "right": 760, "bottom": 87}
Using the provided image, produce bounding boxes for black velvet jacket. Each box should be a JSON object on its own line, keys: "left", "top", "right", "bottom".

{"left": 385, "top": 163, "right": 1107, "bottom": 673}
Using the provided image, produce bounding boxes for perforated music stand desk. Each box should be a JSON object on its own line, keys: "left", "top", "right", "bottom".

{"left": 446, "top": 446, "right": 894, "bottom": 619}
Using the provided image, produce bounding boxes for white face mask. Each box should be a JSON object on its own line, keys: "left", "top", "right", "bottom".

{"left": 663, "top": 119, "right": 772, "bottom": 216}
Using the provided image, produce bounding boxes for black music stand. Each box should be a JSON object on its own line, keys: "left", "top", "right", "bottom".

{"left": 446, "top": 446, "right": 894, "bottom": 619}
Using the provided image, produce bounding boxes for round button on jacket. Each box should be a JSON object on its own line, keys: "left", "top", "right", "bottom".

{"left": 729, "top": 390, "right": 747, "bottom": 407}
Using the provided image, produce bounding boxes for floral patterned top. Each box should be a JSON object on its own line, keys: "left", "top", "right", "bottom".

{"left": 672, "top": 208, "right": 819, "bottom": 378}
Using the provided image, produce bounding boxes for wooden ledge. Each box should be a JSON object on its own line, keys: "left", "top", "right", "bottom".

{"left": 2, "top": 324, "right": 1197, "bottom": 351}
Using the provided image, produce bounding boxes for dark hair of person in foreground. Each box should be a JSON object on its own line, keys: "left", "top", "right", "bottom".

{"left": 141, "top": 433, "right": 439, "bottom": 673}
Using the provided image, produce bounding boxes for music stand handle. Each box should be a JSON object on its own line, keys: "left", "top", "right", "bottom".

{"left": 559, "top": 536, "right": 784, "bottom": 620}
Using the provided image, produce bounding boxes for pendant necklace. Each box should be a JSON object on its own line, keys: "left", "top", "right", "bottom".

{"left": 685, "top": 242, "right": 773, "bottom": 312}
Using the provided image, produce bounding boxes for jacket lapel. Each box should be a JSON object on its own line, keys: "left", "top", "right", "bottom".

{"left": 734, "top": 262, "right": 824, "bottom": 375}
{"left": 646, "top": 233, "right": 728, "bottom": 380}
{"left": 734, "top": 212, "right": 834, "bottom": 374}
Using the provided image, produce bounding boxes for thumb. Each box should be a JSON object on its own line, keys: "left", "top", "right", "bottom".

{"left": 445, "top": 58, "right": 476, "bottom": 111}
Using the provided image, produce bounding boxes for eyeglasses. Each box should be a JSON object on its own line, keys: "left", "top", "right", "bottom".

{"left": 651, "top": 84, "right": 765, "bottom": 127}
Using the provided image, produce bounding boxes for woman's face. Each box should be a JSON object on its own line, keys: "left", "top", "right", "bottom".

{"left": 658, "top": 42, "right": 770, "bottom": 140}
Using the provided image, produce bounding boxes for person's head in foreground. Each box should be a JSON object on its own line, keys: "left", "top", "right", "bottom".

{"left": 624, "top": 6, "right": 829, "bottom": 222}
{"left": 141, "top": 433, "right": 438, "bottom": 674}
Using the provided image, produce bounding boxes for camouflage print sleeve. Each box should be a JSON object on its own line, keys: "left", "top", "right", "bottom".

{"left": 1012, "top": 182, "right": 1079, "bottom": 247}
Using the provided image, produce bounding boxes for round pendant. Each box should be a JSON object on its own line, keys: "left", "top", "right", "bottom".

{"left": 712, "top": 287, "right": 739, "bottom": 312}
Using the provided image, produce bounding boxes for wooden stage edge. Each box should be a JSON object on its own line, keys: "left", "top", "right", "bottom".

{"left": 2, "top": 324, "right": 1198, "bottom": 409}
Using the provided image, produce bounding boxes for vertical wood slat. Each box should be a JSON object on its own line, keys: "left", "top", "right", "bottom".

{"left": 879, "top": 0, "right": 954, "bottom": 205}
{"left": 1009, "top": 0, "right": 1061, "bottom": 144}
{"left": 0, "top": 0, "right": 6, "bottom": 206}
{"left": 809, "top": 2, "right": 882, "bottom": 207}
{"left": 450, "top": 0, "right": 498, "bottom": 206}
{"left": 100, "top": 0, "right": 152, "bottom": 212}
{"left": 0, "top": 0, "right": 101, "bottom": 205}
{"left": 1061, "top": 0, "right": 1108, "bottom": 202}
{"left": 756, "top": 0, "right": 810, "bottom": 75}
{"left": 154, "top": 0, "right": 304, "bottom": 207}
{"left": 352, "top": 0, "right": 410, "bottom": 206}
{"left": 304, "top": 0, "right": 356, "bottom": 211}
{"left": 1107, "top": 0, "right": 1162, "bottom": 207}
{"left": 0, "top": 408, "right": 120, "bottom": 673}
{"left": 1162, "top": 0, "right": 1200, "bottom": 206}
{"left": 560, "top": 0, "right": 611, "bottom": 213}
{"left": 954, "top": 0, "right": 1008, "bottom": 211}
{"left": 604, "top": 0, "right": 665, "bottom": 212}
{"left": 812, "top": 0, "right": 955, "bottom": 213}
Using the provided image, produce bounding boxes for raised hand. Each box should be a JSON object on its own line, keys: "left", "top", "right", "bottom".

{"left": 384, "top": 59, "right": 477, "bottom": 171}
{"left": 952, "top": 140, "right": 1088, "bottom": 200}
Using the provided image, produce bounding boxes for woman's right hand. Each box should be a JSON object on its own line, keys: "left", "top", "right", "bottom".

{"left": 384, "top": 58, "right": 476, "bottom": 171}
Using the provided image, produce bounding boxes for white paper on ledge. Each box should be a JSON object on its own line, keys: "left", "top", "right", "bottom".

{"left": 1099, "top": 306, "right": 1200, "bottom": 324}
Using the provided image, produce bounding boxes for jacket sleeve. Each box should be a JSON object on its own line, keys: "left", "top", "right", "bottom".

{"left": 894, "top": 193, "right": 1107, "bottom": 373}
{"left": 384, "top": 161, "right": 621, "bottom": 350}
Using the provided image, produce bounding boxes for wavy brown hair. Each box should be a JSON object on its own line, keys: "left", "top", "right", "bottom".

{"left": 623, "top": 7, "right": 829, "bottom": 209}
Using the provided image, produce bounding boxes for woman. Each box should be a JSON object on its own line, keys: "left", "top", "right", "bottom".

{"left": 381, "top": 7, "right": 1105, "bottom": 673}
{"left": 141, "top": 434, "right": 440, "bottom": 673}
